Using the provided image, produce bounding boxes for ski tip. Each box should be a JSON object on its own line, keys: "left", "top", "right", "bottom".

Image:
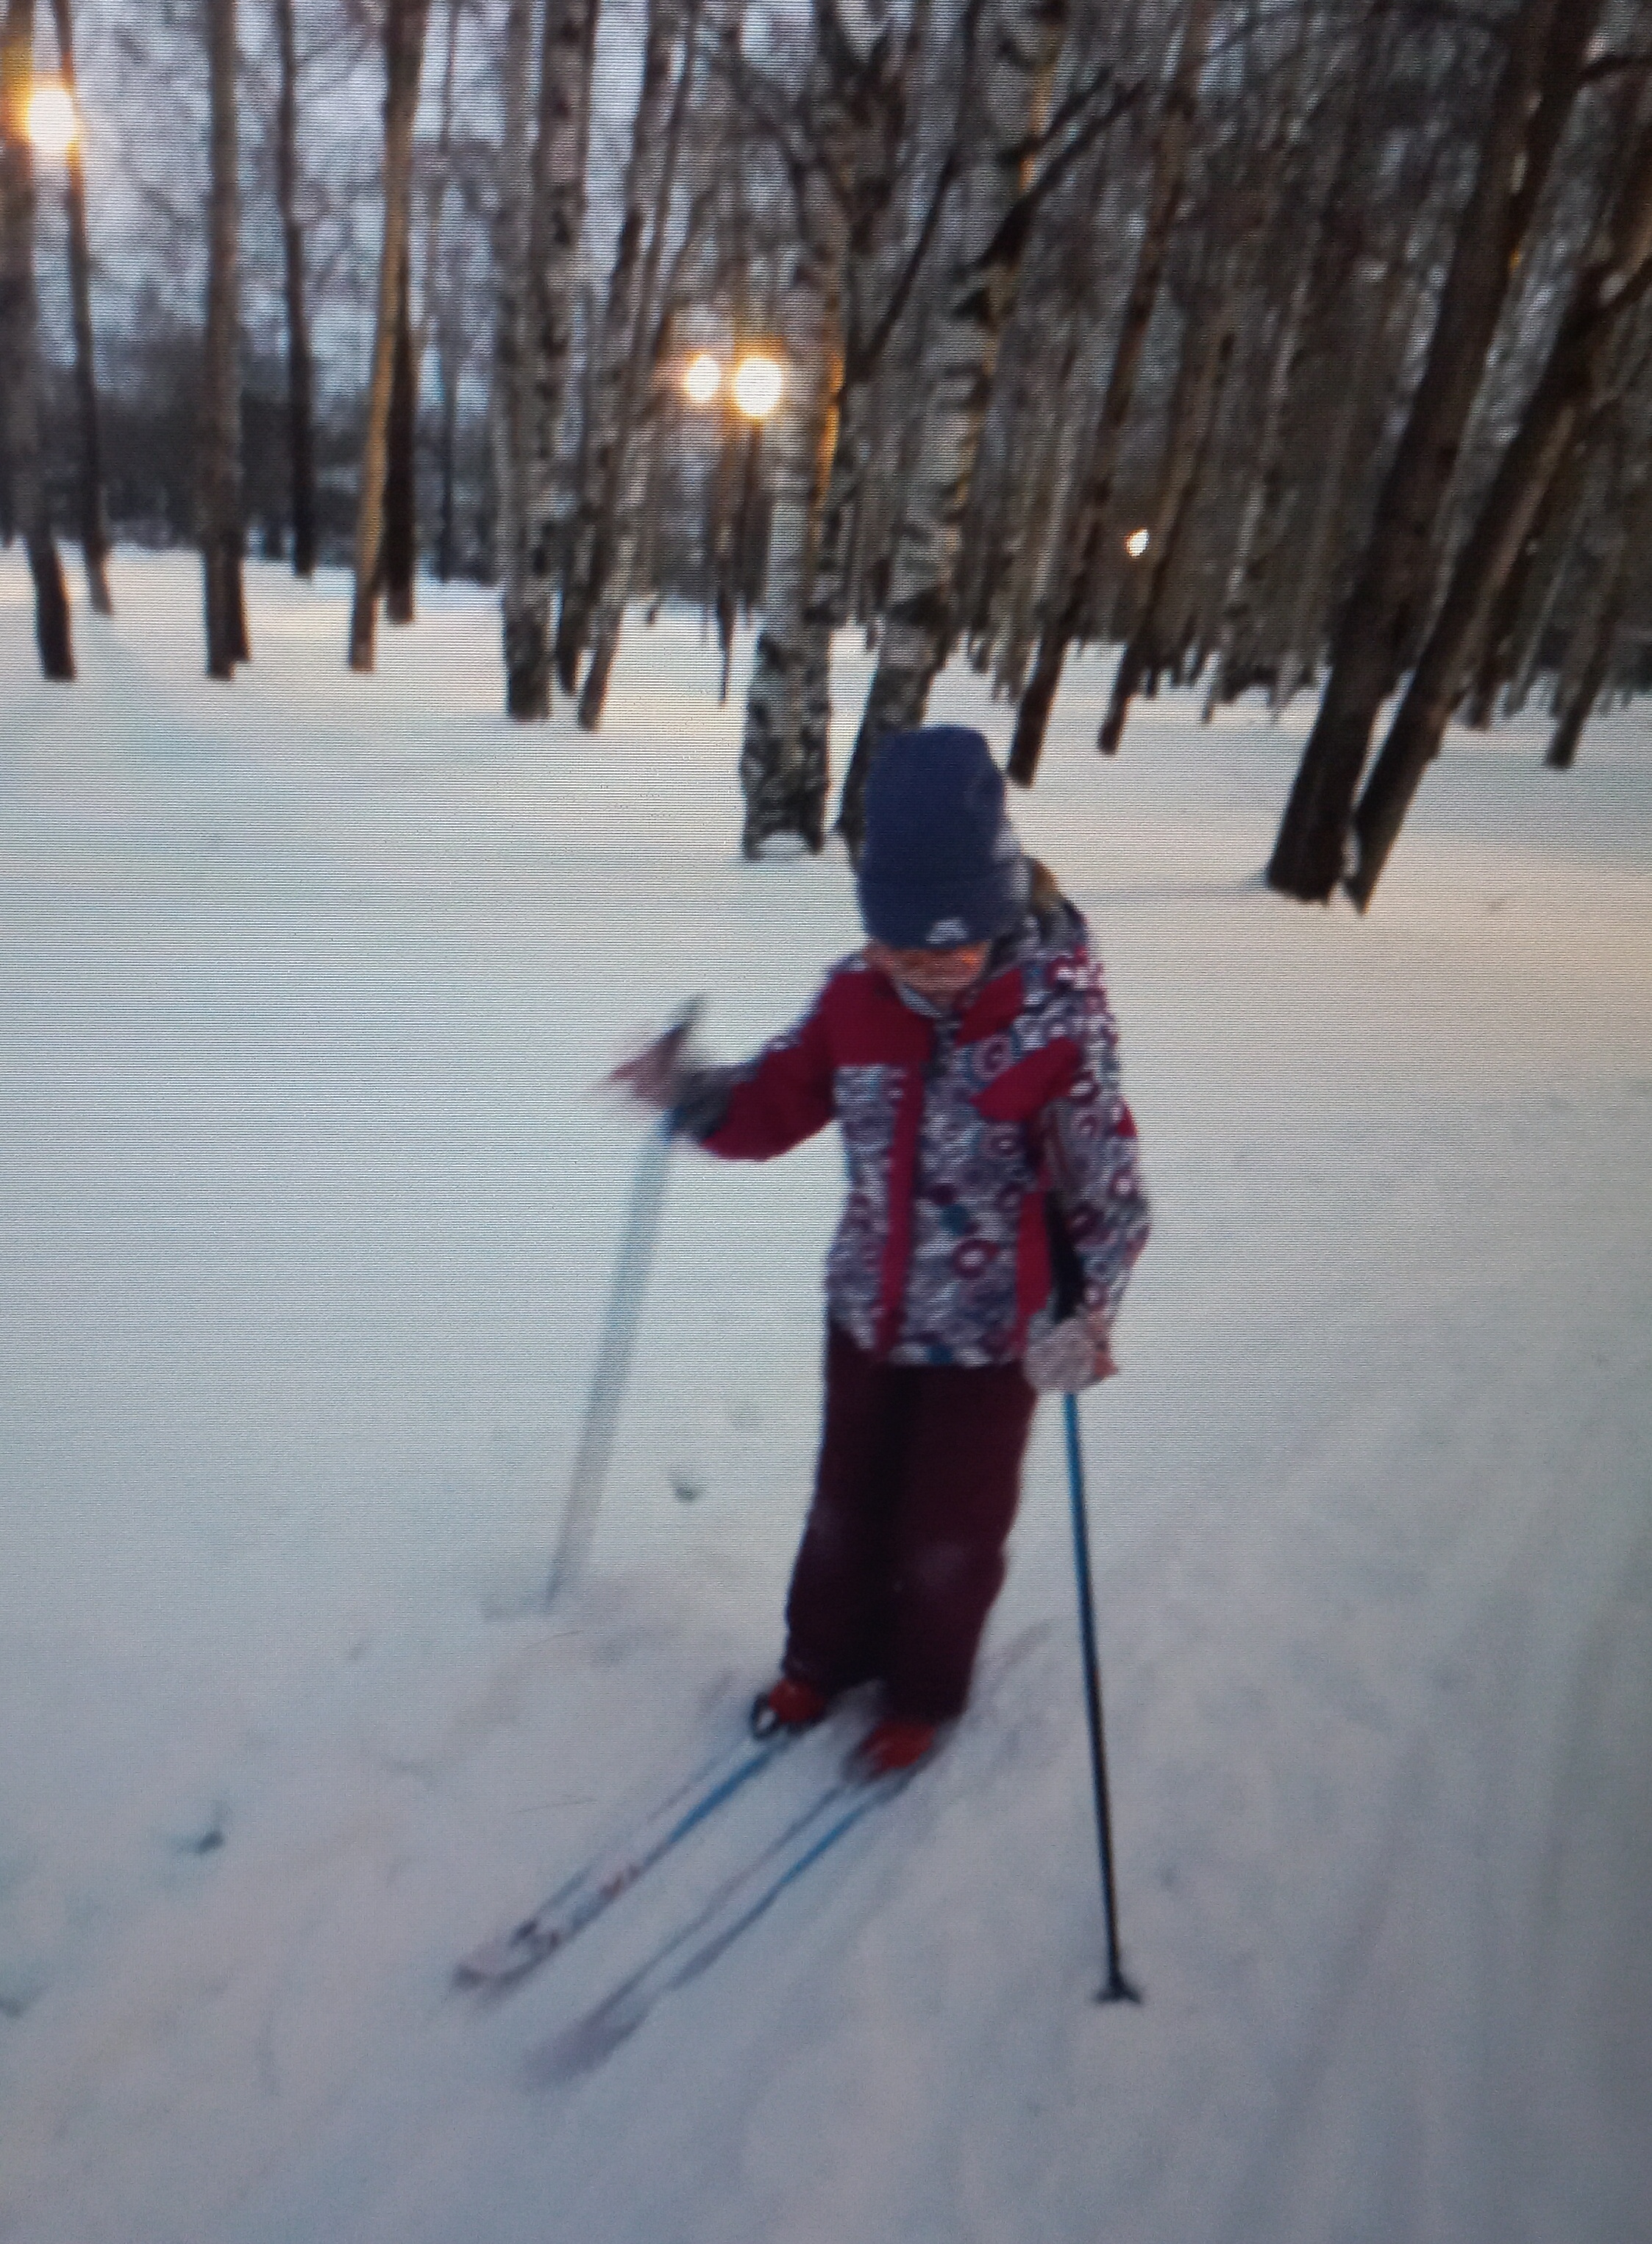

{"left": 453, "top": 1953, "right": 510, "bottom": 1990}
{"left": 523, "top": 1989, "right": 649, "bottom": 2089}
{"left": 455, "top": 1928, "right": 546, "bottom": 1989}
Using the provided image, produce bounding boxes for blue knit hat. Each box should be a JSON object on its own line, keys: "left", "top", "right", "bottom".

{"left": 855, "top": 725, "right": 1028, "bottom": 948}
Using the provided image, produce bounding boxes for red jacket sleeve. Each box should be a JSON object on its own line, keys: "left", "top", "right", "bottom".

{"left": 698, "top": 979, "right": 837, "bottom": 1162}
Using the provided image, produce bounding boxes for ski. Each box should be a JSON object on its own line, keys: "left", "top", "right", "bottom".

{"left": 455, "top": 1725, "right": 795, "bottom": 1989}
{"left": 527, "top": 1761, "right": 912, "bottom": 2084}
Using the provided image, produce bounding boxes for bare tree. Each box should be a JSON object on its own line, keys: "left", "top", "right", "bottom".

{"left": 271, "top": 0, "right": 316, "bottom": 578}
{"left": 1005, "top": 0, "right": 1217, "bottom": 789}
{"left": 736, "top": 5, "right": 861, "bottom": 856}
{"left": 569, "top": 0, "right": 702, "bottom": 728}
{"left": 698, "top": 63, "right": 762, "bottom": 707}
{"left": 837, "top": 0, "right": 1073, "bottom": 846}
{"left": 1, "top": 0, "right": 73, "bottom": 677}
{"left": 376, "top": 0, "right": 463, "bottom": 625}
{"left": 971, "top": 100, "right": 1128, "bottom": 705}
{"left": 201, "top": 0, "right": 247, "bottom": 679}
{"left": 381, "top": 240, "right": 417, "bottom": 619}
{"left": 499, "top": 0, "right": 600, "bottom": 718}
{"left": 1348, "top": 104, "right": 1652, "bottom": 906}
{"left": 1265, "top": 139, "right": 1452, "bottom": 720}
{"left": 1094, "top": 230, "right": 1242, "bottom": 753}
{"left": 490, "top": 0, "right": 534, "bottom": 651}
{"left": 1200, "top": 20, "right": 1372, "bottom": 723}
{"left": 1545, "top": 398, "right": 1652, "bottom": 767}
{"left": 775, "top": 0, "right": 944, "bottom": 851}
{"left": 1266, "top": 0, "right": 1606, "bottom": 902}
{"left": 1098, "top": 19, "right": 1314, "bottom": 758}
{"left": 47, "top": 0, "right": 110, "bottom": 614}
{"left": 346, "top": 0, "right": 432, "bottom": 673}
{"left": 555, "top": 0, "right": 687, "bottom": 694}
{"left": 574, "top": 190, "right": 713, "bottom": 729}
{"left": 426, "top": 102, "right": 486, "bottom": 586}
{"left": 1498, "top": 419, "right": 1603, "bottom": 717}
{"left": 413, "top": 0, "right": 468, "bottom": 586}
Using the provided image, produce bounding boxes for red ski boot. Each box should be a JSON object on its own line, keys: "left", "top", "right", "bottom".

{"left": 750, "top": 1674, "right": 831, "bottom": 1738}
{"left": 854, "top": 1716, "right": 937, "bottom": 1777}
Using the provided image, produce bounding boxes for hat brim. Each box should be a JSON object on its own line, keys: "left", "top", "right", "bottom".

{"left": 857, "top": 869, "right": 1026, "bottom": 949}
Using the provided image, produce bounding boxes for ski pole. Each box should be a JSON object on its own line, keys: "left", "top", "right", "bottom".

{"left": 546, "top": 998, "right": 702, "bottom": 1608}
{"left": 1043, "top": 1193, "right": 1139, "bottom": 2005}
{"left": 1063, "top": 1390, "right": 1141, "bottom": 2006}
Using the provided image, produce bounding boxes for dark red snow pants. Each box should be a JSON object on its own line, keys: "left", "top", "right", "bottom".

{"left": 782, "top": 1322, "right": 1039, "bottom": 1723}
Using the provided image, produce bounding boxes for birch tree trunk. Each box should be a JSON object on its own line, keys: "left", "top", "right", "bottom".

{"left": 1267, "top": 348, "right": 1369, "bottom": 713}
{"left": 987, "top": 288, "right": 1087, "bottom": 699}
{"left": 705, "top": 399, "right": 763, "bottom": 705}
{"left": 382, "top": 245, "right": 417, "bottom": 622}
{"left": 1505, "top": 432, "right": 1598, "bottom": 714}
{"left": 1266, "top": 0, "right": 1604, "bottom": 901}
{"left": 1542, "top": 438, "right": 1652, "bottom": 769}
{"left": 738, "top": 215, "right": 844, "bottom": 855}
{"left": 490, "top": 0, "right": 533, "bottom": 617}
{"left": 566, "top": 0, "right": 699, "bottom": 708}
{"left": 1461, "top": 421, "right": 1592, "bottom": 728}
{"left": 1, "top": 0, "right": 72, "bottom": 677}
{"left": 737, "top": 1, "right": 877, "bottom": 854}
{"left": 1200, "top": 67, "right": 1366, "bottom": 722}
{"left": 1197, "top": 283, "right": 1305, "bottom": 718}
{"left": 1099, "top": 15, "right": 1320, "bottom": 753}
{"left": 554, "top": 0, "right": 683, "bottom": 695}
{"left": 700, "top": 12, "right": 752, "bottom": 704}
{"left": 702, "top": 408, "right": 743, "bottom": 699}
{"left": 47, "top": 0, "right": 108, "bottom": 614}
{"left": 200, "top": 0, "right": 246, "bottom": 680}
{"left": 377, "top": 0, "right": 457, "bottom": 620}
{"left": 271, "top": 0, "right": 315, "bottom": 578}
{"left": 1267, "top": 196, "right": 1430, "bottom": 718}
{"left": 1097, "top": 266, "right": 1239, "bottom": 753}
{"left": 838, "top": 0, "right": 1070, "bottom": 848}
{"left": 1347, "top": 120, "right": 1652, "bottom": 909}
{"left": 572, "top": 35, "right": 703, "bottom": 734}
{"left": 574, "top": 287, "right": 683, "bottom": 730}
{"left": 1544, "top": 598, "right": 1620, "bottom": 771}
{"left": 501, "top": 0, "right": 599, "bottom": 719}
{"left": 435, "top": 306, "right": 460, "bottom": 580}
{"left": 796, "top": 368, "right": 869, "bottom": 837}
{"left": 419, "top": 0, "right": 461, "bottom": 589}
{"left": 1005, "top": 0, "right": 1217, "bottom": 789}
{"left": 346, "top": 0, "right": 430, "bottom": 675}
{"left": 790, "top": 0, "right": 937, "bottom": 846}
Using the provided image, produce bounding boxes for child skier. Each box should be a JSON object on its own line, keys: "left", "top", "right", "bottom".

{"left": 618, "top": 725, "right": 1150, "bottom": 1777}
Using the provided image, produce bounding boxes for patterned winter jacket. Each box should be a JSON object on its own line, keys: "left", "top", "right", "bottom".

{"left": 683, "top": 899, "right": 1150, "bottom": 1368}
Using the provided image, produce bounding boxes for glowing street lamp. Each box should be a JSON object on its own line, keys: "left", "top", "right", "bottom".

{"left": 682, "top": 350, "right": 722, "bottom": 407}
{"left": 1124, "top": 528, "right": 1150, "bottom": 559}
{"left": 26, "top": 80, "right": 79, "bottom": 160}
{"left": 731, "top": 351, "right": 784, "bottom": 422}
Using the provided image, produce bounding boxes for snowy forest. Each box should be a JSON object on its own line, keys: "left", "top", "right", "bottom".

{"left": 7, "top": 0, "right": 1652, "bottom": 901}
{"left": 2, "top": 8, "right": 1650, "bottom": 2243}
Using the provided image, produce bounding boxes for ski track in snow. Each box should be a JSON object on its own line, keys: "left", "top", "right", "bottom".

{"left": 1, "top": 551, "right": 1649, "bottom": 2244}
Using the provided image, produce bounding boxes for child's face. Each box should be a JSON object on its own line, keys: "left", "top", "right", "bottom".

{"left": 864, "top": 939, "right": 991, "bottom": 1009}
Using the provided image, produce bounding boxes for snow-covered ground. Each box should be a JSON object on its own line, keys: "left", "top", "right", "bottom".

{"left": 1, "top": 549, "right": 1648, "bottom": 2244}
